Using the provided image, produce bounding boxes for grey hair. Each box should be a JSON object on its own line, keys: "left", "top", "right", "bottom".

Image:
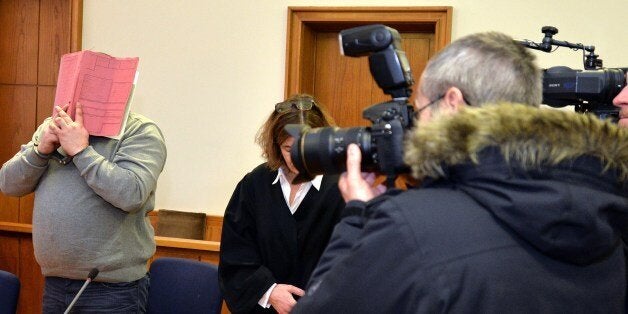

{"left": 420, "top": 32, "right": 542, "bottom": 107}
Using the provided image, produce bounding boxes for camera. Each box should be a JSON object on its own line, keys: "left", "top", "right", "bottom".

{"left": 542, "top": 66, "right": 625, "bottom": 121}
{"left": 519, "top": 26, "right": 626, "bottom": 122}
{"left": 286, "top": 24, "right": 414, "bottom": 185}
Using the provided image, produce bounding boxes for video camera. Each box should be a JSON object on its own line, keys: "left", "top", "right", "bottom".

{"left": 518, "top": 26, "right": 626, "bottom": 122}
{"left": 286, "top": 24, "right": 414, "bottom": 186}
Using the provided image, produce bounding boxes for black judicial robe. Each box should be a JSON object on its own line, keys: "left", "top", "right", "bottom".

{"left": 218, "top": 163, "right": 345, "bottom": 314}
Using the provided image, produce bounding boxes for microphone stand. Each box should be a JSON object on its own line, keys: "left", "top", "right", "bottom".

{"left": 63, "top": 268, "right": 99, "bottom": 314}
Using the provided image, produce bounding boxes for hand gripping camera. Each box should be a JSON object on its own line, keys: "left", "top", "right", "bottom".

{"left": 286, "top": 24, "right": 414, "bottom": 186}
{"left": 519, "top": 26, "right": 626, "bottom": 121}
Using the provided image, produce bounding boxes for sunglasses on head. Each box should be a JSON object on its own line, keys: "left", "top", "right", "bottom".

{"left": 275, "top": 98, "right": 315, "bottom": 113}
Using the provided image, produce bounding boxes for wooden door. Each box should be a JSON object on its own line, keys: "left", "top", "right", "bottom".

{"left": 285, "top": 7, "right": 452, "bottom": 127}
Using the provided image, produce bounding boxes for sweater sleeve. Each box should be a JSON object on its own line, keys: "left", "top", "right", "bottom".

{"left": 218, "top": 176, "right": 276, "bottom": 314}
{"left": 0, "top": 121, "right": 53, "bottom": 196}
{"left": 71, "top": 119, "right": 167, "bottom": 213}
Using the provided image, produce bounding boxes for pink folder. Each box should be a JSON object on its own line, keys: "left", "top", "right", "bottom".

{"left": 53, "top": 51, "right": 139, "bottom": 137}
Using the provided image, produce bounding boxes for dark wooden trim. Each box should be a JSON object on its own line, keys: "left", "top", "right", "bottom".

{"left": 71, "top": 0, "right": 83, "bottom": 51}
{"left": 155, "top": 236, "right": 220, "bottom": 251}
{"left": 0, "top": 221, "right": 31, "bottom": 233}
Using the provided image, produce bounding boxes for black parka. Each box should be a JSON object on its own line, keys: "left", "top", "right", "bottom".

{"left": 295, "top": 104, "right": 628, "bottom": 313}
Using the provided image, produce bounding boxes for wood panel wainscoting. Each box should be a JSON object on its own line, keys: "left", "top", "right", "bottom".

{"left": 0, "top": 213, "right": 225, "bottom": 314}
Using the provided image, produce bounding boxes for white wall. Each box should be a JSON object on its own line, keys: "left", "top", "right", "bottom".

{"left": 83, "top": 0, "right": 628, "bottom": 216}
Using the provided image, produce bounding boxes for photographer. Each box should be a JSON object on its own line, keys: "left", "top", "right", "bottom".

{"left": 293, "top": 32, "right": 627, "bottom": 313}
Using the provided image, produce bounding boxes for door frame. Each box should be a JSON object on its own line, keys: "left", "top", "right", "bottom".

{"left": 284, "top": 6, "right": 453, "bottom": 97}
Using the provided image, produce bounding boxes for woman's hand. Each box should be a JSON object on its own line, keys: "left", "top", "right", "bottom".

{"left": 269, "top": 284, "right": 304, "bottom": 314}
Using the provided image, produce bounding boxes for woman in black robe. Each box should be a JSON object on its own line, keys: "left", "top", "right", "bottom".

{"left": 219, "top": 94, "right": 345, "bottom": 314}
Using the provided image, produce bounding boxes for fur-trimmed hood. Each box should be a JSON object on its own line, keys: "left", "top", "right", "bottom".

{"left": 405, "top": 103, "right": 628, "bottom": 265}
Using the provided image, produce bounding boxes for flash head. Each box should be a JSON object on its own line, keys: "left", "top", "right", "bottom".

{"left": 339, "top": 24, "right": 397, "bottom": 57}
{"left": 339, "top": 24, "right": 413, "bottom": 99}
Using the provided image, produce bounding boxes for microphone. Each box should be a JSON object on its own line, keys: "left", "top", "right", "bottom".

{"left": 63, "top": 268, "right": 99, "bottom": 314}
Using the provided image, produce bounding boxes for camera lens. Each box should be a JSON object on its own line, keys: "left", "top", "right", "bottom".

{"left": 598, "top": 68, "right": 626, "bottom": 103}
{"left": 291, "top": 126, "right": 375, "bottom": 179}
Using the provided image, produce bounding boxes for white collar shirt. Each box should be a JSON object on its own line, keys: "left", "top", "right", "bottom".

{"left": 272, "top": 167, "right": 323, "bottom": 215}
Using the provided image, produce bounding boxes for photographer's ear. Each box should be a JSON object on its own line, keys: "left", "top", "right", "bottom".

{"left": 441, "top": 87, "right": 467, "bottom": 114}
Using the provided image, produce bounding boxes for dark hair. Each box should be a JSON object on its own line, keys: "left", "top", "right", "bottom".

{"left": 256, "top": 94, "right": 335, "bottom": 170}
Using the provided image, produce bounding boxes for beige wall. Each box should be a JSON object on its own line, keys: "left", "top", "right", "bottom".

{"left": 82, "top": 0, "right": 628, "bottom": 216}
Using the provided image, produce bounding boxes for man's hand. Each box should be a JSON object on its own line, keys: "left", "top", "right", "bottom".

{"left": 338, "top": 144, "right": 386, "bottom": 202}
{"left": 268, "top": 284, "right": 304, "bottom": 314}
{"left": 37, "top": 122, "right": 61, "bottom": 155}
{"left": 49, "top": 103, "right": 89, "bottom": 156}
{"left": 36, "top": 104, "right": 72, "bottom": 154}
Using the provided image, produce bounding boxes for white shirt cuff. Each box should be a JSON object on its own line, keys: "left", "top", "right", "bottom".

{"left": 258, "top": 283, "right": 277, "bottom": 308}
